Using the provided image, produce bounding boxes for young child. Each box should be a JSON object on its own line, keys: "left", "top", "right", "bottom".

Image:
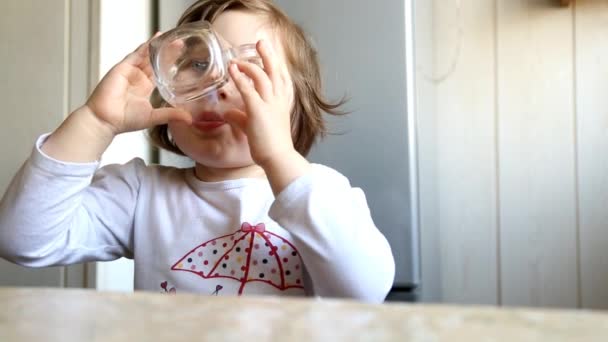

{"left": 0, "top": 0, "right": 395, "bottom": 303}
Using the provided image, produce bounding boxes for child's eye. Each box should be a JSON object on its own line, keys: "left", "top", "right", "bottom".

{"left": 191, "top": 60, "right": 210, "bottom": 72}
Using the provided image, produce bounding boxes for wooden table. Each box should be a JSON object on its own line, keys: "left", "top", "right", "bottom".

{"left": 1, "top": 287, "right": 607, "bottom": 341}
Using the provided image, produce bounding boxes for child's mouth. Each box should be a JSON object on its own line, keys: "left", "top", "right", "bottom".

{"left": 192, "top": 112, "right": 226, "bottom": 131}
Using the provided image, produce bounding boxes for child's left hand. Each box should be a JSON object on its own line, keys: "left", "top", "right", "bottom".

{"left": 223, "top": 39, "right": 297, "bottom": 169}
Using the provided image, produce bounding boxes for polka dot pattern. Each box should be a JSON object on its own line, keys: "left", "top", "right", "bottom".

{"left": 261, "top": 231, "right": 303, "bottom": 287}
{"left": 171, "top": 222, "right": 305, "bottom": 292}
{"left": 171, "top": 233, "right": 237, "bottom": 276}
{"left": 247, "top": 233, "right": 283, "bottom": 285}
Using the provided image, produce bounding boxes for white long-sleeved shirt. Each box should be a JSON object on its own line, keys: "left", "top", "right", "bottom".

{"left": 0, "top": 135, "right": 395, "bottom": 302}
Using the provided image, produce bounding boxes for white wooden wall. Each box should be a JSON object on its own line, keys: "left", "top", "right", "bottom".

{"left": 415, "top": 0, "right": 608, "bottom": 309}
{"left": 0, "top": 0, "right": 152, "bottom": 290}
{"left": 0, "top": 0, "right": 92, "bottom": 288}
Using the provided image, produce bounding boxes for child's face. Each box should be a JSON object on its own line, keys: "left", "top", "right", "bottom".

{"left": 167, "top": 10, "right": 289, "bottom": 177}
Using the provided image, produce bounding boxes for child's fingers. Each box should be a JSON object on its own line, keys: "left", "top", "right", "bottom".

{"left": 149, "top": 107, "right": 191, "bottom": 127}
{"left": 256, "top": 40, "right": 282, "bottom": 89}
{"left": 229, "top": 63, "right": 264, "bottom": 109}
{"left": 124, "top": 42, "right": 150, "bottom": 65}
{"left": 141, "top": 57, "right": 156, "bottom": 81}
{"left": 231, "top": 60, "right": 273, "bottom": 100}
{"left": 223, "top": 108, "right": 248, "bottom": 133}
{"left": 123, "top": 32, "right": 162, "bottom": 66}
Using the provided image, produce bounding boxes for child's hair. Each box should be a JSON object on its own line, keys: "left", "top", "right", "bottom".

{"left": 148, "top": 0, "right": 345, "bottom": 157}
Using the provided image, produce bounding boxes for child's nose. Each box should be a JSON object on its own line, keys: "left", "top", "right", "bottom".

{"left": 215, "top": 79, "right": 244, "bottom": 103}
{"left": 217, "top": 87, "right": 228, "bottom": 101}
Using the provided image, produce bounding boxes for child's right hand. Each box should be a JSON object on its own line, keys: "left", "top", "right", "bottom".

{"left": 41, "top": 35, "right": 190, "bottom": 163}
{"left": 85, "top": 36, "right": 191, "bottom": 135}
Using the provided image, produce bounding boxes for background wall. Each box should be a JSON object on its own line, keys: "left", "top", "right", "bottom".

{"left": 415, "top": 0, "right": 608, "bottom": 309}
{"left": 0, "top": 0, "right": 91, "bottom": 288}
{"left": 0, "top": 0, "right": 152, "bottom": 291}
{"left": 92, "top": 0, "right": 153, "bottom": 292}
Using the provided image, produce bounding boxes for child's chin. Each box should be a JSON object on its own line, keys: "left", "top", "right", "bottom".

{"left": 193, "top": 155, "right": 256, "bottom": 170}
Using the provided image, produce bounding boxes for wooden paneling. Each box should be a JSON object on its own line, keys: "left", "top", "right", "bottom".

{"left": 0, "top": 0, "right": 68, "bottom": 194}
{"left": 0, "top": 0, "right": 69, "bottom": 288}
{"left": 497, "top": 0, "right": 578, "bottom": 307}
{"left": 0, "top": 0, "right": 91, "bottom": 288}
{"left": 576, "top": 0, "right": 608, "bottom": 309}
{"left": 433, "top": 0, "right": 499, "bottom": 304}
{"left": 496, "top": 0, "right": 578, "bottom": 308}
{"left": 415, "top": 0, "right": 442, "bottom": 302}
{"left": 418, "top": 0, "right": 608, "bottom": 308}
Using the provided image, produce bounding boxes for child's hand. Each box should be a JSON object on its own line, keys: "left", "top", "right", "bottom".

{"left": 224, "top": 40, "right": 298, "bottom": 169}
{"left": 85, "top": 35, "right": 190, "bottom": 135}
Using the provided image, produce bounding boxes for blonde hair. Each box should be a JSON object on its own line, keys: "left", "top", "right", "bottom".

{"left": 148, "top": 0, "right": 345, "bottom": 157}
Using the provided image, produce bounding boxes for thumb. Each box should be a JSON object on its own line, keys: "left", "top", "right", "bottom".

{"left": 148, "top": 107, "right": 192, "bottom": 126}
{"left": 223, "top": 108, "right": 248, "bottom": 132}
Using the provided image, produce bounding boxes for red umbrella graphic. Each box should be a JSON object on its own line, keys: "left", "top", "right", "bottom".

{"left": 171, "top": 222, "right": 304, "bottom": 295}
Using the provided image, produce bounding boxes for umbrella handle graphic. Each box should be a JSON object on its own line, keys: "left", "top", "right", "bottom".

{"left": 160, "top": 281, "right": 176, "bottom": 294}
{"left": 211, "top": 285, "right": 223, "bottom": 296}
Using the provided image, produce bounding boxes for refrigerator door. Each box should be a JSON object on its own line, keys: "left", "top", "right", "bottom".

{"left": 275, "top": 0, "right": 420, "bottom": 289}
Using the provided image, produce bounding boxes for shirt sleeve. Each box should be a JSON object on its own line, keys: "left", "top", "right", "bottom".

{"left": 0, "top": 134, "right": 142, "bottom": 267}
{"left": 268, "top": 164, "right": 396, "bottom": 303}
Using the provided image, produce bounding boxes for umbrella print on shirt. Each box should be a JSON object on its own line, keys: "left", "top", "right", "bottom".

{"left": 171, "top": 222, "right": 305, "bottom": 295}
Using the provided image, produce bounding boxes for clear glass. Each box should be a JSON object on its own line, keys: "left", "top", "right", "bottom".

{"left": 149, "top": 21, "right": 261, "bottom": 107}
